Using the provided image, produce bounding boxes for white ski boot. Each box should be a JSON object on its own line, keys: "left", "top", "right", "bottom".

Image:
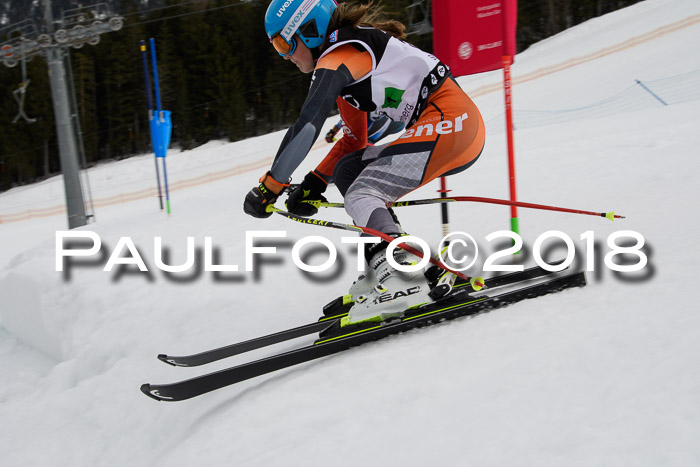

{"left": 340, "top": 245, "right": 433, "bottom": 327}
{"left": 346, "top": 208, "right": 405, "bottom": 300}
{"left": 347, "top": 266, "right": 377, "bottom": 299}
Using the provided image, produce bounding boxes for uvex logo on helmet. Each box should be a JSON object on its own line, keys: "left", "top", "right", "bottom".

{"left": 281, "top": 0, "right": 321, "bottom": 40}
{"left": 276, "top": 0, "right": 295, "bottom": 18}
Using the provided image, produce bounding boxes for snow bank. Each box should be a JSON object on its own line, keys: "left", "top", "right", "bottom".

{"left": 1, "top": 0, "right": 700, "bottom": 466}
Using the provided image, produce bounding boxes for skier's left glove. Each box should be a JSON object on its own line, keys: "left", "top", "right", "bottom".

{"left": 243, "top": 171, "right": 289, "bottom": 219}
{"left": 325, "top": 126, "right": 340, "bottom": 143}
{"left": 286, "top": 171, "right": 328, "bottom": 217}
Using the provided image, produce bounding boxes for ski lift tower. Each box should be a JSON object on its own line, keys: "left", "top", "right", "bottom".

{"left": 0, "top": 1, "right": 123, "bottom": 229}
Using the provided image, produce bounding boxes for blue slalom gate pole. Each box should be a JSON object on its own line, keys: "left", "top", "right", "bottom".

{"left": 140, "top": 40, "right": 164, "bottom": 211}
{"left": 150, "top": 38, "right": 163, "bottom": 116}
{"left": 149, "top": 38, "right": 173, "bottom": 215}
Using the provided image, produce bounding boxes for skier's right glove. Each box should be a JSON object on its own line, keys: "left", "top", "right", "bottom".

{"left": 286, "top": 171, "right": 328, "bottom": 217}
{"left": 325, "top": 126, "right": 340, "bottom": 143}
{"left": 243, "top": 171, "right": 288, "bottom": 219}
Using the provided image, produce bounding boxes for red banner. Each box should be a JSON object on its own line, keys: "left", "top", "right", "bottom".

{"left": 432, "top": 0, "right": 518, "bottom": 77}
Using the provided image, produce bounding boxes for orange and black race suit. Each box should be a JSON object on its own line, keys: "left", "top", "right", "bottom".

{"left": 269, "top": 26, "right": 484, "bottom": 233}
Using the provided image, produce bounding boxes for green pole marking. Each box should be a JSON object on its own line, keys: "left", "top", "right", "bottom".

{"left": 511, "top": 217, "right": 521, "bottom": 255}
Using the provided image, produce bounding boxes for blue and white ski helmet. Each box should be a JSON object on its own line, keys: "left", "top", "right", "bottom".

{"left": 264, "top": 0, "right": 338, "bottom": 51}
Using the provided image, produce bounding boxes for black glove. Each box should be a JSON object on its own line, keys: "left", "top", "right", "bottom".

{"left": 286, "top": 171, "right": 328, "bottom": 217}
{"left": 243, "top": 172, "right": 287, "bottom": 219}
{"left": 325, "top": 125, "right": 340, "bottom": 143}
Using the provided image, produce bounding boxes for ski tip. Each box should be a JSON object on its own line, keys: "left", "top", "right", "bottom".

{"left": 470, "top": 277, "right": 485, "bottom": 291}
{"left": 141, "top": 383, "right": 177, "bottom": 401}
{"left": 157, "top": 354, "right": 177, "bottom": 366}
{"left": 140, "top": 383, "right": 162, "bottom": 401}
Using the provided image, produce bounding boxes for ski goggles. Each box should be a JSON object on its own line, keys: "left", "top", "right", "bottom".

{"left": 271, "top": 33, "right": 297, "bottom": 57}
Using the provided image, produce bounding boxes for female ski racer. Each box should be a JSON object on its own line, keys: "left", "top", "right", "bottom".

{"left": 244, "top": 0, "right": 485, "bottom": 327}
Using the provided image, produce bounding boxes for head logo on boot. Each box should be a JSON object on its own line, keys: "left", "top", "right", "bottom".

{"left": 377, "top": 286, "right": 422, "bottom": 304}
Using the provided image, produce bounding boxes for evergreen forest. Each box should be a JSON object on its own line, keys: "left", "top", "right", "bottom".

{"left": 0, "top": 0, "right": 642, "bottom": 192}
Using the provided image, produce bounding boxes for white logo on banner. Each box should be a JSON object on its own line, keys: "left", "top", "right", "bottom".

{"left": 458, "top": 42, "right": 473, "bottom": 60}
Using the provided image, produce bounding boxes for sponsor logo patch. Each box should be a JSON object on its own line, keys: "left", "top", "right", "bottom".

{"left": 400, "top": 112, "right": 470, "bottom": 139}
{"left": 382, "top": 87, "right": 405, "bottom": 109}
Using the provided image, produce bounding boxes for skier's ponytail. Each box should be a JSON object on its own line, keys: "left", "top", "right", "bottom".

{"left": 329, "top": 1, "right": 407, "bottom": 40}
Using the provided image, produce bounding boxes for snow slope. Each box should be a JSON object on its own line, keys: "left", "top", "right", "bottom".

{"left": 1, "top": 0, "right": 700, "bottom": 465}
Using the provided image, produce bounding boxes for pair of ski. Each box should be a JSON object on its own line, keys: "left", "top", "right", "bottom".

{"left": 141, "top": 263, "right": 586, "bottom": 401}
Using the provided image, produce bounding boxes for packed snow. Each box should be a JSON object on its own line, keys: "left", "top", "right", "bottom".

{"left": 1, "top": 0, "right": 699, "bottom": 465}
